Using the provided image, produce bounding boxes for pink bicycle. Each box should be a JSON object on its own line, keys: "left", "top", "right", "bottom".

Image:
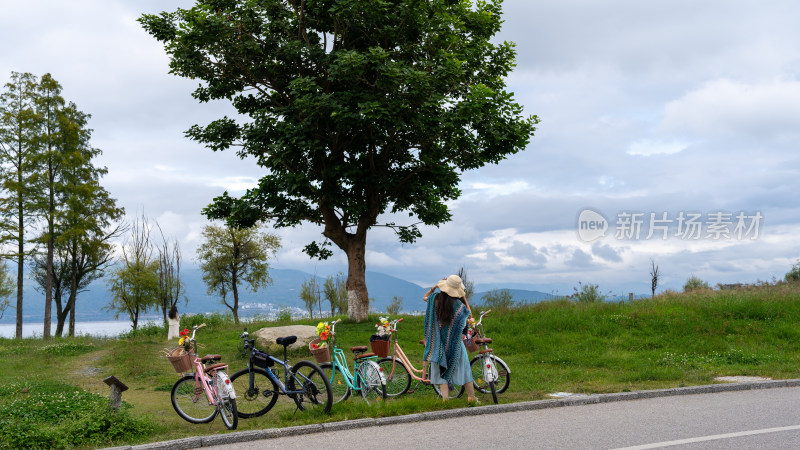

{"left": 170, "top": 324, "right": 238, "bottom": 429}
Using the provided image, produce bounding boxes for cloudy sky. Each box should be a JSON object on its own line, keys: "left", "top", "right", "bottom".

{"left": 2, "top": 0, "right": 799, "bottom": 296}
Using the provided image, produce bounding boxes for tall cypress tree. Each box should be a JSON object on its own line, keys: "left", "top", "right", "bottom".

{"left": 0, "top": 72, "right": 41, "bottom": 339}
{"left": 30, "top": 74, "right": 67, "bottom": 339}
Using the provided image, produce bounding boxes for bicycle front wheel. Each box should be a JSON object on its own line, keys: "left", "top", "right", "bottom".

{"left": 171, "top": 375, "right": 217, "bottom": 424}
{"left": 320, "top": 362, "right": 351, "bottom": 404}
{"left": 377, "top": 357, "right": 411, "bottom": 397}
{"left": 289, "top": 360, "right": 333, "bottom": 413}
{"left": 356, "top": 360, "right": 386, "bottom": 403}
{"left": 229, "top": 367, "right": 279, "bottom": 418}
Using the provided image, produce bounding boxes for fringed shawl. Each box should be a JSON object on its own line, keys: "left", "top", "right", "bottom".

{"left": 423, "top": 292, "right": 469, "bottom": 382}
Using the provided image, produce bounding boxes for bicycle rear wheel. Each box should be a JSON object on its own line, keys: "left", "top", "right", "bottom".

{"left": 356, "top": 360, "right": 386, "bottom": 403}
{"left": 431, "top": 380, "right": 465, "bottom": 399}
{"left": 377, "top": 357, "right": 411, "bottom": 397}
{"left": 470, "top": 354, "right": 510, "bottom": 394}
{"left": 229, "top": 367, "right": 279, "bottom": 418}
{"left": 289, "top": 360, "right": 333, "bottom": 413}
{"left": 489, "top": 380, "right": 498, "bottom": 404}
{"left": 215, "top": 372, "right": 238, "bottom": 429}
{"left": 171, "top": 375, "right": 217, "bottom": 424}
{"left": 320, "top": 362, "right": 351, "bottom": 404}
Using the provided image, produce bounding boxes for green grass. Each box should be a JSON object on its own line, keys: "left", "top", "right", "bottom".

{"left": 3, "top": 282, "right": 800, "bottom": 448}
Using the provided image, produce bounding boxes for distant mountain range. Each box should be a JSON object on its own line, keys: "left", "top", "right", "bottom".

{"left": 0, "top": 265, "right": 565, "bottom": 324}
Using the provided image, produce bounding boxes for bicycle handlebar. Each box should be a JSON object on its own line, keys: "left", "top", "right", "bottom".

{"left": 189, "top": 323, "right": 207, "bottom": 341}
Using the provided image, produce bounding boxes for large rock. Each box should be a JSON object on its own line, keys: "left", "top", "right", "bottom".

{"left": 253, "top": 325, "right": 317, "bottom": 352}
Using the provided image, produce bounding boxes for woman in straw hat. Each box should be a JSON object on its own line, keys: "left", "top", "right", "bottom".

{"left": 422, "top": 274, "right": 477, "bottom": 402}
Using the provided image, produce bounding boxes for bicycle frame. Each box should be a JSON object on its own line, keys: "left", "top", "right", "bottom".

{"left": 383, "top": 318, "right": 430, "bottom": 383}
{"left": 471, "top": 310, "right": 511, "bottom": 384}
{"left": 184, "top": 324, "right": 235, "bottom": 406}
{"left": 327, "top": 319, "right": 377, "bottom": 392}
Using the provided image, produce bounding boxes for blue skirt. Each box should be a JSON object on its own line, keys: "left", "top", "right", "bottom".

{"left": 428, "top": 340, "right": 474, "bottom": 385}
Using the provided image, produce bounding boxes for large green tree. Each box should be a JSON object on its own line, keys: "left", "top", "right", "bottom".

{"left": 141, "top": 0, "right": 537, "bottom": 321}
{"left": 48, "top": 93, "right": 124, "bottom": 337}
{"left": 0, "top": 72, "right": 40, "bottom": 338}
{"left": 196, "top": 223, "right": 280, "bottom": 324}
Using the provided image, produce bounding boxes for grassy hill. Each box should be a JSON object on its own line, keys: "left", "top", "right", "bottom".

{"left": 2, "top": 282, "right": 800, "bottom": 448}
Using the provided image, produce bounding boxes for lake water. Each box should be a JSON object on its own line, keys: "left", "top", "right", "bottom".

{"left": 0, "top": 320, "right": 159, "bottom": 339}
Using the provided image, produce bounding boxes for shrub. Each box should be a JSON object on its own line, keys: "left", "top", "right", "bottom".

{"left": 571, "top": 282, "right": 607, "bottom": 303}
{"left": 785, "top": 260, "right": 800, "bottom": 283}
{"left": 387, "top": 296, "right": 403, "bottom": 315}
{"left": 118, "top": 321, "right": 165, "bottom": 339}
{"left": 480, "top": 289, "right": 516, "bottom": 309}
{"left": 0, "top": 382, "right": 156, "bottom": 449}
{"left": 683, "top": 275, "right": 711, "bottom": 292}
{"left": 276, "top": 307, "right": 293, "bottom": 322}
{"left": 182, "top": 312, "right": 231, "bottom": 328}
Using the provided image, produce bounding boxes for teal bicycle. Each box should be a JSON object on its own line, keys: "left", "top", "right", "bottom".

{"left": 319, "top": 319, "right": 387, "bottom": 404}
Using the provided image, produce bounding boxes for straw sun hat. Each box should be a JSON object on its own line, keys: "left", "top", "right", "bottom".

{"left": 437, "top": 274, "right": 466, "bottom": 298}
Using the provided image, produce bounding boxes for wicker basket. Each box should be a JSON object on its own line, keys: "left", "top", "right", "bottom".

{"left": 167, "top": 347, "right": 195, "bottom": 373}
{"left": 463, "top": 336, "right": 479, "bottom": 353}
{"left": 370, "top": 339, "right": 390, "bottom": 357}
{"left": 309, "top": 339, "right": 330, "bottom": 363}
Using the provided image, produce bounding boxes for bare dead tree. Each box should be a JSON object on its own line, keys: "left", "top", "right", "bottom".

{"left": 650, "top": 259, "right": 660, "bottom": 298}
{"left": 458, "top": 267, "right": 476, "bottom": 302}
{"left": 156, "top": 222, "right": 185, "bottom": 323}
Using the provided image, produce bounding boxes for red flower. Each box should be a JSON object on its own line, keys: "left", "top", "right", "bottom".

{"left": 180, "top": 328, "right": 189, "bottom": 337}
{"left": 311, "top": 343, "right": 319, "bottom": 350}
{"left": 319, "top": 331, "right": 330, "bottom": 341}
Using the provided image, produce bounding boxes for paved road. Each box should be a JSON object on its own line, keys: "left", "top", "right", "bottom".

{"left": 205, "top": 386, "right": 800, "bottom": 449}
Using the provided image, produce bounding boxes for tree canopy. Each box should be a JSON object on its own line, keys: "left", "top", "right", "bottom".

{"left": 141, "top": 0, "right": 537, "bottom": 321}
{"left": 196, "top": 223, "right": 281, "bottom": 324}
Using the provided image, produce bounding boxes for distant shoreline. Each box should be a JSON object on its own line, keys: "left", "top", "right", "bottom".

{"left": 0, "top": 320, "right": 160, "bottom": 339}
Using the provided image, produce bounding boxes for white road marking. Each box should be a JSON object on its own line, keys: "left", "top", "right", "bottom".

{"left": 613, "top": 424, "right": 800, "bottom": 449}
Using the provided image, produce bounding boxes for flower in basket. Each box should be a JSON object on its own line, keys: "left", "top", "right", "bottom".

{"left": 315, "top": 322, "right": 331, "bottom": 348}
{"left": 178, "top": 328, "right": 191, "bottom": 352}
{"left": 375, "top": 316, "right": 392, "bottom": 336}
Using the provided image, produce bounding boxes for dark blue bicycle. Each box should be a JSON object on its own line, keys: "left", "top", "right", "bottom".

{"left": 230, "top": 329, "right": 333, "bottom": 417}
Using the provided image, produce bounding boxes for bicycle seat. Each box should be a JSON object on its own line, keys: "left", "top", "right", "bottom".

{"left": 354, "top": 352, "right": 377, "bottom": 360}
{"left": 350, "top": 346, "right": 368, "bottom": 353}
{"left": 276, "top": 336, "right": 297, "bottom": 347}
{"left": 201, "top": 354, "right": 221, "bottom": 362}
{"left": 474, "top": 338, "right": 492, "bottom": 344}
{"left": 205, "top": 362, "right": 227, "bottom": 371}
{"left": 478, "top": 348, "right": 493, "bottom": 354}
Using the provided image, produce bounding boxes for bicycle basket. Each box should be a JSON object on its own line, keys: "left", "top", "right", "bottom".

{"left": 252, "top": 349, "right": 273, "bottom": 368}
{"left": 165, "top": 347, "right": 194, "bottom": 373}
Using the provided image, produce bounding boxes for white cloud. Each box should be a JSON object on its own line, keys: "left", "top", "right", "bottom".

{"left": 3, "top": 0, "right": 800, "bottom": 300}
{"left": 660, "top": 78, "right": 800, "bottom": 139}
{"left": 627, "top": 139, "right": 689, "bottom": 156}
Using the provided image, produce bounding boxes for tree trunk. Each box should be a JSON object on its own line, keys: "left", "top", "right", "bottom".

{"left": 319, "top": 196, "right": 373, "bottom": 323}
{"left": 345, "top": 240, "right": 369, "bottom": 322}
{"left": 54, "top": 289, "right": 65, "bottom": 337}
{"left": 15, "top": 247, "right": 23, "bottom": 339}
{"left": 44, "top": 233, "right": 54, "bottom": 339}
{"left": 231, "top": 272, "right": 240, "bottom": 324}
{"left": 69, "top": 262, "right": 77, "bottom": 337}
